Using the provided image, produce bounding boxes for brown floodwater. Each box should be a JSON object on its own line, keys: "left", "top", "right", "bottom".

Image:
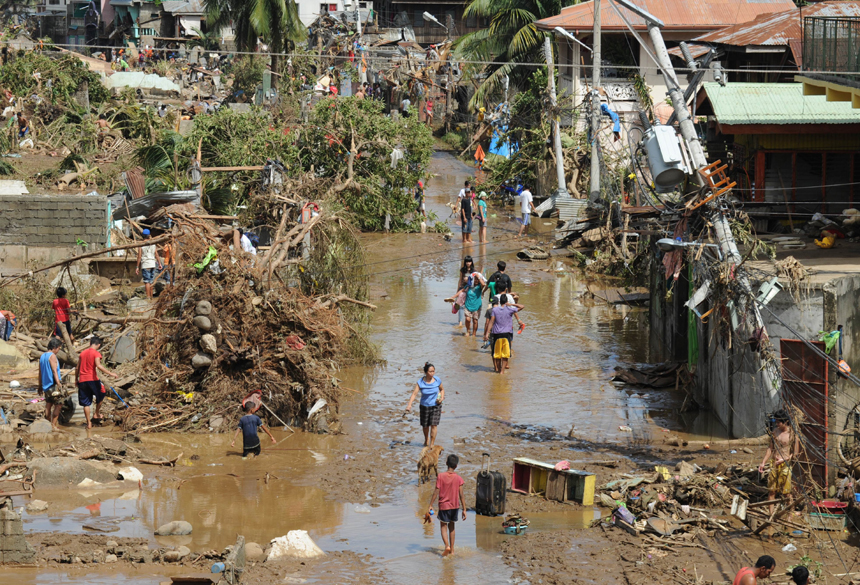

{"left": 11, "top": 152, "right": 728, "bottom": 584}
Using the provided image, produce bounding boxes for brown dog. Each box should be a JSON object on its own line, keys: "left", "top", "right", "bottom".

{"left": 417, "top": 445, "right": 443, "bottom": 485}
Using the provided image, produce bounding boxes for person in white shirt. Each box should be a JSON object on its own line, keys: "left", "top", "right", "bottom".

{"left": 401, "top": 97, "right": 411, "bottom": 117}
{"left": 517, "top": 185, "right": 536, "bottom": 238}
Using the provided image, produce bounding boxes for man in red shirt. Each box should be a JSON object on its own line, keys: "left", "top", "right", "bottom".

{"left": 52, "top": 287, "right": 74, "bottom": 342}
{"left": 75, "top": 337, "right": 118, "bottom": 429}
{"left": 427, "top": 454, "right": 466, "bottom": 557}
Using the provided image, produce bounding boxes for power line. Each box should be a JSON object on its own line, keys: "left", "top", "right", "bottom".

{"left": 16, "top": 42, "right": 860, "bottom": 77}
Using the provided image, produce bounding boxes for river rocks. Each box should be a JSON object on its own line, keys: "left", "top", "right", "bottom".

{"left": 163, "top": 546, "right": 190, "bottom": 563}
{"left": 105, "top": 554, "right": 117, "bottom": 563}
{"left": 191, "top": 352, "right": 212, "bottom": 368}
{"left": 26, "top": 500, "right": 48, "bottom": 512}
{"left": 209, "top": 416, "right": 224, "bottom": 430}
{"left": 199, "top": 334, "right": 217, "bottom": 354}
{"left": 155, "top": 520, "right": 193, "bottom": 536}
{"left": 192, "top": 315, "right": 212, "bottom": 331}
{"left": 28, "top": 458, "right": 117, "bottom": 487}
{"left": 27, "top": 419, "right": 54, "bottom": 435}
{"left": 92, "top": 549, "right": 105, "bottom": 563}
{"left": 195, "top": 300, "right": 212, "bottom": 316}
{"left": 244, "top": 542, "right": 264, "bottom": 561}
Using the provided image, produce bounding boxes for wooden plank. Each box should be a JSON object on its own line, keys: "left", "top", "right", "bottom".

{"left": 546, "top": 471, "right": 567, "bottom": 502}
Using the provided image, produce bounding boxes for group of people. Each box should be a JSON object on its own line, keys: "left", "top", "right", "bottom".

{"left": 456, "top": 180, "right": 488, "bottom": 243}
{"left": 735, "top": 557, "right": 810, "bottom": 585}
{"left": 39, "top": 288, "right": 119, "bottom": 430}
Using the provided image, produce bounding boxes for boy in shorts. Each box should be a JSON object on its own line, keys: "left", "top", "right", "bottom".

{"left": 75, "top": 336, "right": 118, "bottom": 429}
{"left": 231, "top": 402, "right": 276, "bottom": 458}
{"left": 427, "top": 454, "right": 466, "bottom": 557}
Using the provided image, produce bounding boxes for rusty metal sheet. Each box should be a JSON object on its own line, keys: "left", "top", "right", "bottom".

{"left": 690, "top": 1, "right": 860, "bottom": 48}
{"left": 535, "top": 0, "right": 796, "bottom": 33}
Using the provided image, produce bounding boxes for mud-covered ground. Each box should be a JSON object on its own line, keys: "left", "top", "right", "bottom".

{"left": 7, "top": 152, "right": 860, "bottom": 584}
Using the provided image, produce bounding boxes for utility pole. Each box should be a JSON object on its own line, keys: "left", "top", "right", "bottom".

{"left": 543, "top": 37, "right": 569, "bottom": 198}
{"left": 612, "top": 0, "right": 780, "bottom": 408}
{"left": 588, "top": 0, "right": 601, "bottom": 204}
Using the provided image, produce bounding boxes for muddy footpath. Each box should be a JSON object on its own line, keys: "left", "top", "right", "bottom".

{"left": 4, "top": 152, "right": 860, "bottom": 584}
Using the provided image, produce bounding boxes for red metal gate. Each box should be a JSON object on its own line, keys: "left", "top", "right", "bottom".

{"left": 781, "top": 339, "right": 828, "bottom": 488}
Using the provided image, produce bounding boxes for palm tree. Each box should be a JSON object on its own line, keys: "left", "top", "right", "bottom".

{"left": 203, "top": 0, "right": 305, "bottom": 71}
{"left": 455, "top": 0, "right": 579, "bottom": 108}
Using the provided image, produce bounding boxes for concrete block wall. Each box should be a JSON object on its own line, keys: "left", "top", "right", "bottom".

{"left": 0, "top": 194, "right": 107, "bottom": 248}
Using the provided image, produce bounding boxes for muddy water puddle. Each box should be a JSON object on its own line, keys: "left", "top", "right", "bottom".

{"left": 21, "top": 152, "right": 728, "bottom": 584}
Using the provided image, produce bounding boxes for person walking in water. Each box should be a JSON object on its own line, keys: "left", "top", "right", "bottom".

{"left": 453, "top": 256, "right": 476, "bottom": 328}
{"left": 461, "top": 264, "right": 486, "bottom": 337}
{"left": 426, "top": 453, "right": 466, "bottom": 557}
{"left": 733, "top": 556, "right": 776, "bottom": 585}
{"left": 484, "top": 294, "right": 524, "bottom": 374}
{"left": 405, "top": 362, "right": 445, "bottom": 447}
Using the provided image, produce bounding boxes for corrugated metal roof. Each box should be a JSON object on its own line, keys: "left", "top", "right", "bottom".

{"left": 160, "top": 0, "right": 204, "bottom": 15}
{"left": 701, "top": 82, "right": 860, "bottom": 125}
{"left": 692, "top": 1, "right": 860, "bottom": 47}
{"left": 535, "top": 0, "right": 797, "bottom": 32}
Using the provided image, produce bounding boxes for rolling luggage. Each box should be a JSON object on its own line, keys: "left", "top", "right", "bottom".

{"left": 476, "top": 452, "right": 506, "bottom": 516}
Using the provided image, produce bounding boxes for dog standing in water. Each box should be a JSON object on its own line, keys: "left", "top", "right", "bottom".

{"left": 418, "top": 445, "right": 444, "bottom": 484}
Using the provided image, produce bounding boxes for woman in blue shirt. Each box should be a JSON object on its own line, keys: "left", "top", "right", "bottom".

{"left": 405, "top": 362, "right": 445, "bottom": 447}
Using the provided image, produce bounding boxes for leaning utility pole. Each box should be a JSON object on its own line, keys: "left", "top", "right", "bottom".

{"left": 588, "top": 0, "right": 601, "bottom": 204}
{"left": 544, "top": 37, "right": 569, "bottom": 199}
{"left": 613, "top": 0, "right": 780, "bottom": 405}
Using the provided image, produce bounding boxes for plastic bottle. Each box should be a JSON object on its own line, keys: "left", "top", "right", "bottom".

{"left": 211, "top": 562, "right": 225, "bottom": 573}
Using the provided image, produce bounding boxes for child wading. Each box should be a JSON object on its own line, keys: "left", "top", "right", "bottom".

{"left": 231, "top": 403, "right": 276, "bottom": 458}
{"left": 427, "top": 454, "right": 466, "bottom": 557}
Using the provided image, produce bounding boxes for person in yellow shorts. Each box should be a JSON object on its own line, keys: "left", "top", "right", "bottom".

{"left": 758, "top": 409, "right": 800, "bottom": 516}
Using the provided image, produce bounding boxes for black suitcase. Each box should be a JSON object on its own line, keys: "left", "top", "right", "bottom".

{"left": 475, "top": 452, "right": 506, "bottom": 516}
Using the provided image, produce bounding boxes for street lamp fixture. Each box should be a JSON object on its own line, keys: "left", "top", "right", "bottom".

{"left": 656, "top": 238, "right": 723, "bottom": 261}
{"left": 423, "top": 12, "right": 446, "bottom": 30}
{"left": 553, "top": 26, "right": 593, "bottom": 53}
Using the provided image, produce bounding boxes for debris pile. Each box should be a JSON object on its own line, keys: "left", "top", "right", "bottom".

{"left": 595, "top": 456, "right": 791, "bottom": 547}
{"left": 115, "top": 206, "right": 375, "bottom": 434}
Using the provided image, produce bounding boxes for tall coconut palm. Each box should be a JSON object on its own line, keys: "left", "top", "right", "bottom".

{"left": 203, "top": 0, "right": 305, "bottom": 70}
{"left": 455, "top": 0, "right": 579, "bottom": 109}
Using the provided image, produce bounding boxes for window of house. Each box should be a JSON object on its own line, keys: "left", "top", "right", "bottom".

{"left": 49, "top": 0, "right": 59, "bottom": 5}
{"left": 465, "top": 10, "right": 476, "bottom": 28}
{"left": 414, "top": 9, "right": 424, "bottom": 27}
{"left": 320, "top": 3, "right": 328, "bottom": 14}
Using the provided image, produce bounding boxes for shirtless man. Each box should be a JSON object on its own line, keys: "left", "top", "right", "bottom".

{"left": 733, "top": 556, "right": 776, "bottom": 585}
{"left": 758, "top": 409, "right": 800, "bottom": 515}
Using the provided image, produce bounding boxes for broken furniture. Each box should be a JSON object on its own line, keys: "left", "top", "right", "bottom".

{"left": 511, "top": 458, "right": 595, "bottom": 505}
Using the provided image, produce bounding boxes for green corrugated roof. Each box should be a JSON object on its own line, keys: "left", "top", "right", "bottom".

{"left": 702, "top": 82, "right": 860, "bottom": 125}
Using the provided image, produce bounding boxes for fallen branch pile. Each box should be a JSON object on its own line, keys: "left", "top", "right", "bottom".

{"left": 122, "top": 205, "right": 375, "bottom": 434}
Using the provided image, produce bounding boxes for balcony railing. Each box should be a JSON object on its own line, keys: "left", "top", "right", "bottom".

{"left": 803, "top": 16, "right": 860, "bottom": 74}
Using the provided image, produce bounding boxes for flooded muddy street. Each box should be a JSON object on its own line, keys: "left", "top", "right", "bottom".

{"left": 9, "top": 152, "right": 747, "bottom": 585}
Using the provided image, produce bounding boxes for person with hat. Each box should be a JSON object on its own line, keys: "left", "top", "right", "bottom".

{"left": 136, "top": 229, "right": 162, "bottom": 299}
{"left": 415, "top": 180, "right": 426, "bottom": 218}
{"left": 477, "top": 191, "right": 488, "bottom": 243}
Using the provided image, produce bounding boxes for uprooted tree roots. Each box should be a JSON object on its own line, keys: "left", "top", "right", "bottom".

{"left": 123, "top": 206, "right": 377, "bottom": 434}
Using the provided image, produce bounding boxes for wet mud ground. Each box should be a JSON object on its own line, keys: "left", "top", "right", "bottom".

{"left": 7, "top": 152, "right": 860, "bottom": 584}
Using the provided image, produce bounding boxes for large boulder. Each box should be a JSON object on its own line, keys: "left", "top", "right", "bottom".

{"left": 266, "top": 531, "right": 324, "bottom": 561}
{"left": 0, "top": 339, "right": 29, "bottom": 369}
{"left": 154, "top": 520, "right": 193, "bottom": 536}
{"left": 27, "top": 458, "right": 117, "bottom": 488}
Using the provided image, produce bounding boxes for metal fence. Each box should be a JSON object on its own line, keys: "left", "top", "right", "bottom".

{"left": 803, "top": 16, "right": 860, "bottom": 73}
